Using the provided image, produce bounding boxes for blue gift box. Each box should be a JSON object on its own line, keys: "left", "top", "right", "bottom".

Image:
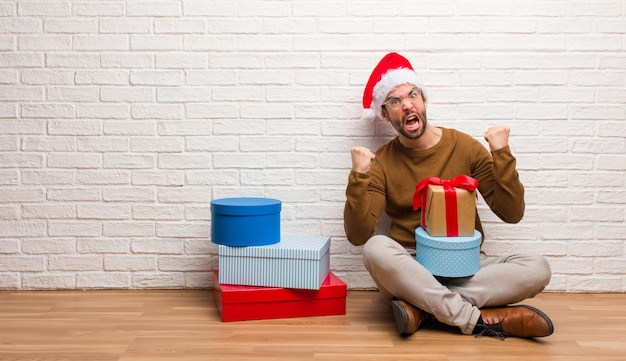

{"left": 218, "top": 235, "right": 331, "bottom": 290}
{"left": 415, "top": 226, "right": 481, "bottom": 278}
{"left": 211, "top": 197, "right": 281, "bottom": 247}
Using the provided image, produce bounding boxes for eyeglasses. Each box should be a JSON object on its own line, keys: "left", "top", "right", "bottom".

{"left": 382, "top": 88, "right": 422, "bottom": 110}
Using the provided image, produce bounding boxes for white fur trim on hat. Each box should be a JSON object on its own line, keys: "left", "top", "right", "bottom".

{"left": 360, "top": 108, "right": 376, "bottom": 122}
{"left": 370, "top": 68, "right": 428, "bottom": 121}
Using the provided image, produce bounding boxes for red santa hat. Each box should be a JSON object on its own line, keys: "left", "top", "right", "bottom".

{"left": 361, "top": 52, "right": 429, "bottom": 121}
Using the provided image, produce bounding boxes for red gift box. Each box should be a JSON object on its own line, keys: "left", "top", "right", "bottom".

{"left": 212, "top": 269, "right": 347, "bottom": 322}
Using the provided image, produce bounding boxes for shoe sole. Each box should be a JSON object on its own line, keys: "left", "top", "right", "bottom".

{"left": 517, "top": 304, "right": 555, "bottom": 336}
{"left": 391, "top": 300, "right": 409, "bottom": 336}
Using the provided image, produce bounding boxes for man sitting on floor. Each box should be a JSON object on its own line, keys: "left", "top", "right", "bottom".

{"left": 343, "top": 52, "right": 554, "bottom": 339}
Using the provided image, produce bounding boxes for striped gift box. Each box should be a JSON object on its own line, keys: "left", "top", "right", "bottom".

{"left": 218, "top": 235, "right": 330, "bottom": 290}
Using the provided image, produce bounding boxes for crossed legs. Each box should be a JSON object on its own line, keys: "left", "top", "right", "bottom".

{"left": 362, "top": 235, "right": 551, "bottom": 335}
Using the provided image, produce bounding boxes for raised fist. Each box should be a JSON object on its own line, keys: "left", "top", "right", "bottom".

{"left": 350, "top": 146, "right": 375, "bottom": 173}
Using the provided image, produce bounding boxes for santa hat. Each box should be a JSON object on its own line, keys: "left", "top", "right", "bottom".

{"left": 361, "top": 52, "right": 429, "bottom": 121}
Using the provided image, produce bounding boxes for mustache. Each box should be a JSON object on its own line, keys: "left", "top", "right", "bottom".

{"left": 403, "top": 111, "right": 421, "bottom": 122}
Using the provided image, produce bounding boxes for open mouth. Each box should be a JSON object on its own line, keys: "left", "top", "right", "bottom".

{"left": 404, "top": 113, "right": 421, "bottom": 132}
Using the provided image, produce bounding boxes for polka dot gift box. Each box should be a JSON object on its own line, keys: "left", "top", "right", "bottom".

{"left": 415, "top": 226, "right": 481, "bottom": 278}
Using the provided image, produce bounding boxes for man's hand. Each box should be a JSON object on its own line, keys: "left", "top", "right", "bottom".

{"left": 484, "top": 125, "right": 510, "bottom": 152}
{"left": 350, "top": 146, "right": 375, "bottom": 173}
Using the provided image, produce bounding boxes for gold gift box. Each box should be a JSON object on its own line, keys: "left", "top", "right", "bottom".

{"left": 422, "top": 184, "right": 476, "bottom": 237}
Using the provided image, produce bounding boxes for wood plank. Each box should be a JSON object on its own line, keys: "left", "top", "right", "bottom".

{"left": 0, "top": 290, "right": 625, "bottom": 361}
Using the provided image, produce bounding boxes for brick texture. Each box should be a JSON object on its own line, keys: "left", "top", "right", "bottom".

{"left": 0, "top": 0, "right": 624, "bottom": 291}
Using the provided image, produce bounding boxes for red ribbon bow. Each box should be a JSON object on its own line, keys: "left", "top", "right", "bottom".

{"left": 412, "top": 175, "right": 479, "bottom": 236}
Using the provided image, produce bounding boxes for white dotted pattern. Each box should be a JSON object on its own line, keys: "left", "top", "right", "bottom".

{"left": 415, "top": 227, "right": 481, "bottom": 278}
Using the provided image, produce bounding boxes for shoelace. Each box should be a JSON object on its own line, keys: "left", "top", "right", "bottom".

{"left": 475, "top": 315, "right": 508, "bottom": 341}
{"left": 475, "top": 323, "right": 507, "bottom": 340}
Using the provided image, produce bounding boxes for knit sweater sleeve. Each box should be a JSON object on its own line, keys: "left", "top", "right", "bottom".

{"left": 343, "top": 168, "right": 386, "bottom": 246}
{"left": 473, "top": 144, "right": 525, "bottom": 223}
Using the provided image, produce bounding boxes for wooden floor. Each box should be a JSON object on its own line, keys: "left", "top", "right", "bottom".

{"left": 0, "top": 290, "right": 625, "bottom": 361}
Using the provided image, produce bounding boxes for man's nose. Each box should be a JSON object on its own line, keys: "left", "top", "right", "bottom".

{"left": 401, "top": 97, "right": 414, "bottom": 109}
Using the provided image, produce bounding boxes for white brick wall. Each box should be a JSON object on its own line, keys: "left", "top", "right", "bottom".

{"left": 0, "top": 0, "right": 624, "bottom": 292}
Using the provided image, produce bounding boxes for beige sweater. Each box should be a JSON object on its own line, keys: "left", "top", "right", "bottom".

{"left": 343, "top": 127, "right": 525, "bottom": 248}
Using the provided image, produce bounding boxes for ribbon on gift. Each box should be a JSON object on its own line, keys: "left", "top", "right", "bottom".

{"left": 412, "top": 175, "right": 479, "bottom": 236}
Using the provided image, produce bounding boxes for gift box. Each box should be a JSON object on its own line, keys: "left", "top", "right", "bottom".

{"left": 415, "top": 226, "right": 481, "bottom": 278}
{"left": 413, "top": 176, "right": 478, "bottom": 237}
{"left": 219, "top": 235, "right": 330, "bottom": 290}
{"left": 211, "top": 197, "right": 281, "bottom": 246}
{"left": 213, "top": 270, "right": 347, "bottom": 322}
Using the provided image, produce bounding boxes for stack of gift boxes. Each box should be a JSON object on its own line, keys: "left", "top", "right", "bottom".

{"left": 210, "top": 197, "right": 347, "bottom": 322}
{"left": 412, "top": 176, "right": 482, "bottom": 278}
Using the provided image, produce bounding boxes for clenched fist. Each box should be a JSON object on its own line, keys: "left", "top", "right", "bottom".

{"left": 484, "top": 125, "right": 510, "bottom": 152}
{"left": 350, "top": 146, "right": 375, "bottom": 173}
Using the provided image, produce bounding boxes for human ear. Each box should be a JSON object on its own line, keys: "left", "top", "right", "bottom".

{"left": 381, "top": 107, "right": 389, "bottom": 122}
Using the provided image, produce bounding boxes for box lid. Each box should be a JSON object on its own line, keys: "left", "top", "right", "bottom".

{"left": 219, "top": 234, "right": 330, "bottom": 260}
{"left": 214, "top": 270, "right": 347, "bottom": 304}
{"left": 415, "top": 227, "right": 481, "bottom": 250}
{"left": 211, "top": 197, "right": 281, "bottom": 216}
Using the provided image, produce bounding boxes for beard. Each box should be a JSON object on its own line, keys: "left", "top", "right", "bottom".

{"left": 391, "top": 109, "right": 428, "bottom": 140}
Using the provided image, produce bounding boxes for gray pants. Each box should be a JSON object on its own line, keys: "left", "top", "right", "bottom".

{"left": 363, "top": 235, "right": 552, "bottom": 335}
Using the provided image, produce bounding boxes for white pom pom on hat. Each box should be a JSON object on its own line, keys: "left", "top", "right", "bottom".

{"left": 361, "top": 52, "right": 429, "bottom": 121}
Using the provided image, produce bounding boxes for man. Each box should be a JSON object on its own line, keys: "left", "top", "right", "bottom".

{"left": 343, "top": 52, "right": 553, "bottom": 339}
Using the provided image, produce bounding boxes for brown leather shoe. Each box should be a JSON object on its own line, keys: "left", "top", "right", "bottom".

{"left": 391, "top": 299, "right": 426, "bottom": 336}
{"left": 477, "top": 305, "right": 554, "bottom": 339}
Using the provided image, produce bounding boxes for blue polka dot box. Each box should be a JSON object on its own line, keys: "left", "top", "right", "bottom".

{"left": 415, "top": 226, "right": 481, "bottom": 278}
